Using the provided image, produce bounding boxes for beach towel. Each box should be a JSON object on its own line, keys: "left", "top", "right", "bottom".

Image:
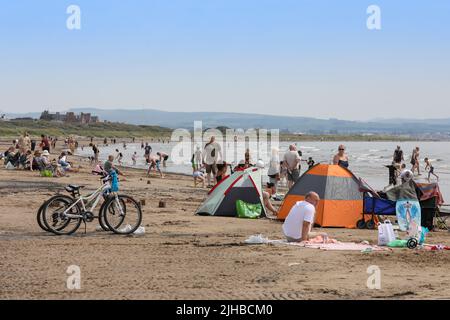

{"left": 244, "top": 234, "right": 390, "bottom": 251}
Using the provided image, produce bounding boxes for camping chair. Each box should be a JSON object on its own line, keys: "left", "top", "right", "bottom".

{"left": 435, "top": 205, "right": 450, "bottom": 230}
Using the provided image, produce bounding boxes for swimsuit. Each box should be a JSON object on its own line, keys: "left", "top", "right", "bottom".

{"left": 338, "top": 160, "right": 349, "bottom": 168}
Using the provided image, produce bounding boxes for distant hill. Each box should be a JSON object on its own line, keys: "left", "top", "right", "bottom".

{"left": 4, "top": 108, "right": 450, "bottom": 136}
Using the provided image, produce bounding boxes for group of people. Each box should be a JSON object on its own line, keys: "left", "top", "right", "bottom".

{"left": 0, "top": 132, "right": 76, "bottom": 177}
{"left": 392, "top": 145, "right": 438, "bottom": 184}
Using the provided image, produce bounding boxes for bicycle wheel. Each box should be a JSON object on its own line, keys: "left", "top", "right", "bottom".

{"left": 104, "top": 194, "right": 142, "bottom": 235}
{"left": 98, "top": 196, "right": 127, "bottom": 231}
{"left": 37, "top": 195, "right": 74, "bottom": 232}
{"left": 42, "top": 195, "right": 82, "bottom": 235}
{"left": 98, "top": 200, "right": 111, "bottom": 231}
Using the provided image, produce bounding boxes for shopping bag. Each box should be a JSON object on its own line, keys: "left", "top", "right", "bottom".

{"left": 378, "top": 220, "right": 396, "bottom": 246}
{"left": 236, "top": 200, "right": 262, "bottom": 219}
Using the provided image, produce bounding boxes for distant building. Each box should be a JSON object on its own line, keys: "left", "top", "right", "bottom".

{"left": 40, "top": 110, "right": 100, "bottom": 124}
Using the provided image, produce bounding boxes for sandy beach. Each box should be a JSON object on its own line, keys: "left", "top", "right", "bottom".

{"left": 1, "top": 138, "right": 450, "bottom": 300}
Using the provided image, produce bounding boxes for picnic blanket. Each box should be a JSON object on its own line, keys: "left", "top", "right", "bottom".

{"left": 245, "top": 234, "right": 390, "bottom": 252}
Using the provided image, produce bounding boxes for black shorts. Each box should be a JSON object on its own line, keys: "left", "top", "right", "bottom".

{"left": 163, "top": 155, "right": 169, "bottom": 161}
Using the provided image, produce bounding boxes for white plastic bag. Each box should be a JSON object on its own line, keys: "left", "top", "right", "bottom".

{"left": 378, "top": 220, "right": 396, "bottom": 246}
{"left": 244, "top": 234, "right": 268, "bottom": 244}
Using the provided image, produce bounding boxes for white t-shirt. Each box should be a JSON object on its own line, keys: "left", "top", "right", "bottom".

{"left": 203, "top": 142, "right": 222, "bottom": 164}
{"left": 283, "top": 151, "right": 301, "bottom": 170}
{"left": 282, "top": 201, "right": 316, "bottom": 240}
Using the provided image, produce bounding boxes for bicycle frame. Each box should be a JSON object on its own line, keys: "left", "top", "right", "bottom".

{"left": 63, "top": 181, "right": 112, "bottom": 219}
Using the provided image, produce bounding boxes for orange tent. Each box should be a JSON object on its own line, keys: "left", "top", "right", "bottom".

{"left": 277, "top": 164, "right": 363, "bottom": 228}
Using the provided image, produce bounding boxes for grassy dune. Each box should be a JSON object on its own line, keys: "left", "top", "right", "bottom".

{"left": 0, "top": 120, "right": 173, "bottom": 139}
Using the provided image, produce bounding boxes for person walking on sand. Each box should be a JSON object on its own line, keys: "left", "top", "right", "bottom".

{"left": 424, "top": 158, "right": 439, "bottom": 182}
{"left": 283, "top": 145, "right": 301, "bottom": 189}
{"left": 333, "top": 145, "right": 349, "bottom": 168}
{"left": 282, "top": 192, "right": 327, "bottom": 242}
{"left": 132, "top": 152, "right": 138, "bottom": 166}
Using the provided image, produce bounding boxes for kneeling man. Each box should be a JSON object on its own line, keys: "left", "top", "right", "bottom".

{"left": 282, "top": 191, "right": 320, "bottom": 242}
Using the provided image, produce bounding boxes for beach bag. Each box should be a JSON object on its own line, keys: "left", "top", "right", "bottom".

{"left": 236, "top": 200, "right": 262, "bottom": 219}
{"left": 378, "top": 220, "right": 396, "bottom": 246}
{"left": 40, "top": 169, "right": 53, "bottom": 177}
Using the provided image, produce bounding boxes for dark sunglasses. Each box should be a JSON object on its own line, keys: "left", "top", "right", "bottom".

{"left": 339, "top": 148, "right": 345, "bottom": 151}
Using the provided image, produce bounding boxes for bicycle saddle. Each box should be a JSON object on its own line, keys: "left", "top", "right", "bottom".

{"left": 65, "top": 184, "right": 84, "bottom": 192}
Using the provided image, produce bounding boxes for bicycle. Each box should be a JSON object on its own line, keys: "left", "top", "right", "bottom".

{"left": 41, "top": 173, "right": 142, "bottom": 235}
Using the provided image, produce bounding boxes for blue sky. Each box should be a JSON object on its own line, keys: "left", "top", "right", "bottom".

{"left": 0, "top": 0, "right": 449, "bottom": 120}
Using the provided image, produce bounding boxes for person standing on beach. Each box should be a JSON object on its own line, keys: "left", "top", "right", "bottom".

{"left": 202, "top": 136, "right": 222, "bottom": 188}
{"left": 194, "top": 146, "right": 202, "bottom": 171}
{"left": 424, "top": 158, "right": 439, "bottom": 182}
{"left": 132, "top": 152, "right": 138, "bottom": 166}
{"left": 333, "top": 145, "right": 349, "bottom": 169}
{"left": 40, "top": 135, "right": 50, "bottom": 153}
{"left": 115, "top": 149, "right": 123, "bottom": 165}
{"left": 392, "top": 146, "right": 404, "bottom": 179}
{"left": 267, "top": 148, "right": 280, "bottom": 195}
{"left": 90, "top": 143, "right": 99, "bottom": 164}
{"left": 18, "top": 132, "right": 30, "bottom": 154}
{"left": 410, "top": 147, "right": 420, "bottom": 175}
{"left": 245, "top": 148, "right": 252, "bottom": 166}
{"left": 144, "top": 143, "right": 152, "bottom": 162}
{"left": 283, "top": 145, "right": 301, "bottom": 189}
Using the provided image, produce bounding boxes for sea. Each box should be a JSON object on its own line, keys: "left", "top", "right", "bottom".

{"left": 76, "top": 141, "right": 450, "bottom": 202}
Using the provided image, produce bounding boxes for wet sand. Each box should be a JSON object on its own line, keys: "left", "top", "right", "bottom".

{"left": 1, "top": 138, "right": 450, "bottom": 300}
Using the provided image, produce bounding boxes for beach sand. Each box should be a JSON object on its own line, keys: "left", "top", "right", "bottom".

{"left": 1, "top": 138, "right": 450, "bottom": 300}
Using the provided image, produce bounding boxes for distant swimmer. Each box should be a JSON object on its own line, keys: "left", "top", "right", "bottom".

{"left": 424, "top": 158, "right": 439, "bottom": 182}
{"left": 333, "top": 145, "right": 349, "bottom": 169}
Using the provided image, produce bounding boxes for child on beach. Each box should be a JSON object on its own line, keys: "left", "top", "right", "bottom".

{"left": 132, "top": 152, "right": 137, "bottom": 166}
{"left": 193, "top": 168, "right": 206, "bottom": 188}
{"left": 424, "top": 158, "right": 439, "bottom": 182}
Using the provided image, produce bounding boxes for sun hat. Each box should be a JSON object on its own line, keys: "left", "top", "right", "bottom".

{"left": 42, "top": 150, "right": 50, "bottom": 156}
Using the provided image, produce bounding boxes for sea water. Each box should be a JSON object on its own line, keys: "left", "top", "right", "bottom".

{"left": 76, "top": 141, "right": 450, "bottom": 202}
